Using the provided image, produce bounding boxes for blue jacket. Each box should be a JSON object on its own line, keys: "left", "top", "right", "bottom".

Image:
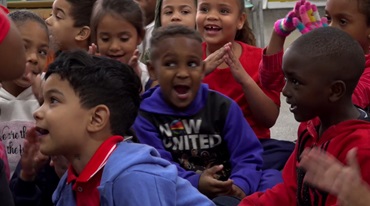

{"left": 134, "top": 84, "right": 263, "bottom": 195}
{"left": 52, "top": 141, "right": 214, "bottom": 206}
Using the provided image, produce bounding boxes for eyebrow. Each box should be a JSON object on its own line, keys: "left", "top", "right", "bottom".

{"left": 55, "top": 7, "right": 65, "bottom": 15}
{"left": 44, "top": 89, "right": 64, "bottom": 97}
{"left": 23, "top": 38, "right": 49, "bottom": 49}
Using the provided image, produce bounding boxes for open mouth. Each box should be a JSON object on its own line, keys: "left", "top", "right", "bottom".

{"left": 35, "top": 126, "right": 49, "bottom": 136}
{"left": 289, "top": 104, "right": 297, "bottom": 112}
{"left": 174, "top": 85, "right": 190, "bottom": 99}
{"left": 108, "top": 55, "right": 124, "bottom": 60}
{"left": 205, "top": 25, "right": 222, "bottom": 32}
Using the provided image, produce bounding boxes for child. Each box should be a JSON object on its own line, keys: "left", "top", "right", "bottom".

{"left": 90, "top": 0, "right": 149, "bottom": 91}
{"left": 35, "top": 50, "right": 214, "bottom": 206}
{"left": 133, "top": 25, "right": 281, "bottom": 200}
{"left": 239, "top": 27, "right": 370, "bottom": 206}
{"left": 0, "top": 8, "right": 25, "bottom": 206}
{"left": 263, "top": 0, "right": 370, "bottom": 110}
{"left": 45, "top": 0, "right": 97, "bottom": 51}
{"left": 154, "top": 0, "right": 197, "bottom": 29}
{"left": 300, "top": 148, "right": 370, "bottom": 206}
{"left": 0, "top": 10, "right": 49, "bottom": 177}
{"left": 197, "top": 0, "right": 295, "bottom": 170}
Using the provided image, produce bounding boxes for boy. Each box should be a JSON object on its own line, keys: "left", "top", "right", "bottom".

{"left": 239, "top": 27, "right": 370, "bottom": 206}
{"left": 33, "top": 50, "right": 214, "bottom": 206}
{"left": 133, "top": 25, "right": 281, "bottom": 200}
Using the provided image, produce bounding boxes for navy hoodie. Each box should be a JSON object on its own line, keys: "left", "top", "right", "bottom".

{"left": 134, "top": 84, "right": 263, "bottom": 195}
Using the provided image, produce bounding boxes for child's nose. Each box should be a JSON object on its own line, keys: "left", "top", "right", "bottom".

{"left": 45, "top": 16, "right": 52, "bottom": 26}
{"left": 282, "top": 82, "right": 291, "bottom": 98}
{"left": 171, "top": 13, "right": 181, "bottom": 22}
{"left": 27, "top": 52, "right": 38, "bottom": 65}
{"left": 33, "top": 106, "right": 44, "bottom": 121}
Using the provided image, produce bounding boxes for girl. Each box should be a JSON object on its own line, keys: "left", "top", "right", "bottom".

{"left": 264, "top": 0, "right": 370, "bottom": 110}
{"left": 154, "top": 0, "right": 197, "bottom": 29}
{"left": 197, "top": 0, "right": 294, "bottom": 170}
{"left": 1, "top": 10, "right": 49, "bottom": 177}
{"left": 90, "top": 0, "right": 149, "bottom": 90}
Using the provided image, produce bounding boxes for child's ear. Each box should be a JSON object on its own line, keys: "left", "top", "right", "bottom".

{"left": 75, "top": 26, "right": 91, "bottom": 42}
{"left": 329, "top": 80, "right": 346, "bottom": 102}
{"left": 237, "top": 13, "right": 246, "bottom": 30}
{"left": 146, "top": 61, "right": 158, "bottom": 81}
{"left": 87, "top": 105, "right": 110, "bottom": 133}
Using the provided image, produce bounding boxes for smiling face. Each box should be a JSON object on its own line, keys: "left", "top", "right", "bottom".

{"left": 196, "top": 0, "right": 244, "bottom": 48}
{"left": 45, "top": 0, "right": 81, "bottom": 51}
{"left": 160, "top": 0, "right": 196, "bottom": 28}
{"left": 33, "top": 74, "right": 92, "bottom": 156}
{"left": 282, "top": 48, "right": 332, "bottom": 122}
{"left": 325, "top": 0, "right": 370, "bottom": 53}
{"left": 14, "top": 20, "right": 49, "bottom": 89}
{"left": 96, "top": 14, "right": 142, "bottom": 64}
{"left": 149, "top": 36, "right": 205, "bottom": 109}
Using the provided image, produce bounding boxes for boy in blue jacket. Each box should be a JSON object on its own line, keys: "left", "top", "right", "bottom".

{"left": 133, "top": 25, "right": 282, "bottom": 201}
{"left": 32, "top": 50, "right": 214, "bottom": 206}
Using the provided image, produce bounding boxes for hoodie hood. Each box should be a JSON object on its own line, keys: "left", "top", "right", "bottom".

{"left": 140, "top": 83, "right": 209, "bottom": 116}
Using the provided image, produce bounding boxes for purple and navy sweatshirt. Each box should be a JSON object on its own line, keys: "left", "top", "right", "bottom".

{"left": 133, "top": 84, "right": 263, "bottom": 195}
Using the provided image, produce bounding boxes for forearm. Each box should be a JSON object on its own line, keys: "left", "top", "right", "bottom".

{"left": 265, "top": 31, "right": 286, "bottom": 56}
{"left": 240, "top": 76, "right": 279, "bottom": 128}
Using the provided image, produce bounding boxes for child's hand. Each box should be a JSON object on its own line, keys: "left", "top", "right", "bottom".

{"left": 198, "top": 165, "right": 233, "bottom": 198}
{"left": 88, "top": 43, "right": 100, "bottom": 56}
{"left": 293, "top": 2, "right": 328, "bottom": 34}
{"left": 20, "top": 127, "right": 49, "bottom": 181}
{"left": 129, "top": 49, "right": 142, "bottom": 78}
{"left": 204, "top": 46, "right": 226, "bottom": 75}
{"left": 273, "top": 0, "right": 304, "bottom": 37}
{"left": 50, "top": 155, "right": 68, "bottom": 178}
{"left": 30, "top": 73, "right": 43, "bottom": 105}
{"left": 223, "top": 43, "right": 251, "bottom": 85}
{"left": 225, "top": 184, "right": 246, "bottom": 199}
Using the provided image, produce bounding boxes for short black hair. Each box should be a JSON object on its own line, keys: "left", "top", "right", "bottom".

{"left": 8, "top": 10, "right": 48, "bottom": 35}
{"left": 46, "top": 50, "right": 142, "bottom": 136}
{"left": 66, "top": 0, "right": 96, "bottom": 28}
{"left": 289, "top": 27, "right": 365, "bottom": 95}
{"left": 149, "top": 25, "right": 202, "bottom": 60}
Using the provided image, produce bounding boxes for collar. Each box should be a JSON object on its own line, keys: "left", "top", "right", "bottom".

{"left": 67, "top": 135, "right": 124, "bottom": 184}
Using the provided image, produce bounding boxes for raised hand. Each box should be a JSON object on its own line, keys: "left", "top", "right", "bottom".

{"left": 88, "top": 43, "right": 100, "bottom": 56}
{"left": 20, "top": 127, "right": 49, "bottom": 181}
{"left": 273, "top": 0, "right": 305, "bottom": 37}
{"left": 204, "top": 45, "right": 227, "bottom": 75}
{"left": 198, "top": 165, "right": 233, "bottom": 198}
{"left": 128, "top": 49, "right": 142, "bottom": 78}
{"left": 293, "top": 2, "right": 328, "bottom": 34}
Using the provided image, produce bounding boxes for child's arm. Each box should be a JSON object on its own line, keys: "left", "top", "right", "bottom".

{"left": 239, "top": 146, "right": 299, "bottom": 206}
{"left": 222, "top": 102, "right": 263, "bottom": 196}
{"left": 224, "top": 44, "right": 279, "bottom": 128}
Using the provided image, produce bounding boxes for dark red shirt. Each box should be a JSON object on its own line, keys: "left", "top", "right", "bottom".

{"left": 67, "top": 136, "right": 124, "bottom": 206}
{"left": 0, "top": 9, "right": 10, "bottom": 44}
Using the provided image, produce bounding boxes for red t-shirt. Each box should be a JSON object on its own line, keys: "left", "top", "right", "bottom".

{"left": 202, "top": 42, "right": 281, "bottom": 139}
{"left": 67, "top": 136, "right": 124, "bottom": 206}
{"left": 0, "top": 8, "right": 10, "bottom": 44}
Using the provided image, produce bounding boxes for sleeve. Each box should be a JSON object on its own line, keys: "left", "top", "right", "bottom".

{"left": 0, "top": 10, "right": 10, "bottom": 44}
{"left": 133, "top": 115, "right": 201, "bottom": 187}
{"left": 0, "top": 159, "right": 14, "bottom": 206}
{"left": 258, "top": 48, "right": 285, "bottom": 93}
{"left": 112, "top": 171, "right": 178, "bottom": 206}
{"left": 223, "top": 102, "right": 263, "bottom": 195}
{"left": 239, "top": 143, "right": 299, "bottom": 206}
{"left": 9, "top": 162, "right": 42, "bottom": 206}
{"left": 352, "top": 67, "right": 370, "bottom": 109}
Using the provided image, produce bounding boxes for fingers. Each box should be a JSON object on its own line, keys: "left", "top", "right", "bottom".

{"left": 26, "top": 127, "right": 38, "bottom": 144}
{"left": 88, "top": 43, "right": 97, "bottom": 55}
{"left": 346, "top": 148, "right": 360, "bottom": 174}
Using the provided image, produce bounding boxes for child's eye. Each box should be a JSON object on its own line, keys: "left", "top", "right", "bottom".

{"left": 50, "top": 97, "right": 59, "bottom": 105}
{"left": 181, "top": 10, "right": 191, "bottom": 15}
{"left": 120, "top": 37, "right": 130, "bottom": 42}
{"left": 291, "top": 79, "right": 300, "bottom": 86}
{"left": 39, "top": 49, "right": 48, "bottom": 57}
{"left": 339, "top": 18, "right": 348, "bottom": 26}
{"left": 188, "top": 62, "right": 199, "bottom": 68}
{"left": 100, "top": 37, "right": 110, "bottom": 42}
{"left": 199, "top": 7, "right": 209, "bottom": 13}
{"left": 164, "top": 10, "right": 173, "bottom": 15}
{"left": 220, "top": 8, "right": 229, "bottom": 14}
{"left": 165, "top": 62, "right": 177, "bottom": 67}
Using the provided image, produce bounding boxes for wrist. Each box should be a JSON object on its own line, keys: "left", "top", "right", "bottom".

{"left": 20, "top": 170, "right": 36, "bottom": 182}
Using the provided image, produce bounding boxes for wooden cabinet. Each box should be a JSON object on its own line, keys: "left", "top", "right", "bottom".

{"left": 7, "top": 1, "right": 53, "bottom": 19}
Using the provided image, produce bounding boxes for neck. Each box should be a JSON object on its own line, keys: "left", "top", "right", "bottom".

{"left": 67, "top": 132, "right": 111, "bottom": 175}
{"left": 1, "top": 81, "right": 27, "bottom": 97}
{"left": 318, "top": 100, "right": 360, "bottom": 137}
